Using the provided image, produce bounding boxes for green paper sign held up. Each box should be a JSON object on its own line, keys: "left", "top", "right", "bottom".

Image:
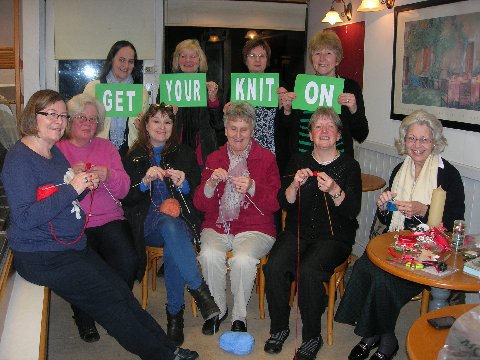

{"left": 95, "top": 84, "right": 144, "bottom": 117}
{"left": 292, "top": 75, "right": 344, "bottom": 113}
{"left": 230, "top": 73, "right": 279, "bottom": 107}
{"left": 159, "top": 73, "right": 207, "bottom": 107}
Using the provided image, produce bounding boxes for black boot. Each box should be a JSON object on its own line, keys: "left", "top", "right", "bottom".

{"left": 167, "top": 306, "right": 184, "bottom": 347}
{"left": 73, "top": 316, "right": 100, "bottom": 343}
{"left": 188, "top": 280, "right": 220, "bottom": 320}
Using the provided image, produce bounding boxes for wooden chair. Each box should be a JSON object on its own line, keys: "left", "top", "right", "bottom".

{"left": 191, "top": 251, "right": 268, "bottom": 319}
{"left": 141, "top": 246, "right": 197, "bottom": 312}
{"left": 288, "top": 256, "right": 350, "bottom": 346}
{"left": 141, "top": 246, "right": 164, "bottom": 309}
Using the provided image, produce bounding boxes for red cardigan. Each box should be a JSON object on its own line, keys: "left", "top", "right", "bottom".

{"left": 194, "top": 140, "right": 280, "bottom": 237}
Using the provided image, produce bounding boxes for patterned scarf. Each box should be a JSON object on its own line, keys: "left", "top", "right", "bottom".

{"left": 217, "top": 140, "right": 252, "bottom": 233}
{"left": 106, "top": 70, "right": 133, "bottom": 149}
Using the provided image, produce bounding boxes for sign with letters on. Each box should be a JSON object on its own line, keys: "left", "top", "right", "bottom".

{"left": 95, "top": 84, "right": 144, "bottom": 117}
{"left": 292, "top": 75, "right": 344, "bottom": 113}
{"left": 159, "top": 73, "right": 207, "bottom": 107}
{"left": 230, "top": 73, "right": 279, "bottom": 107}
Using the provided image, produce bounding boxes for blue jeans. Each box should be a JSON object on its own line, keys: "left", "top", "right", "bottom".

{"left": 145, "top": 212, "right": 202, "bottom": 315}
{"left": 13, "top": 247, "right": 176, "bottom": 360}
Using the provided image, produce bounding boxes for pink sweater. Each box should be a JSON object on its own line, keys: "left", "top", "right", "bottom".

{"left": 57, "top": 137, "right": 130, "bottom": 228}
{"left": 194, "top": 140, "right": 280, "bottom": 237}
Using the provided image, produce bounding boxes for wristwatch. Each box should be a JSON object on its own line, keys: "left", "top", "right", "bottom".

{"left": 330, "top": 189, "right": 343, "bottom": 199}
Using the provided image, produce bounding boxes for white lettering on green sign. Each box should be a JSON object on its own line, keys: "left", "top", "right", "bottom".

{"left": 165, "top": 79, "right": 201, "bottom": 102}
{"left": 102, "top": 90, "right": 136, "bottom": 112}
{"left": 305, "top": 82, "right": 335, "bottom": 106}
{"left": 231, "top": 73, "right": 279, "bottom": 107}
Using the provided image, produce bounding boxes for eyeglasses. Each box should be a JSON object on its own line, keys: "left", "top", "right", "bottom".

{"left": 72, "top": 114, "right": 99, "bottom": 124}
{"left": 147, "top": 103, "right": 175, "bottom": 117}
{"left": 406, "top": 136, "right": 432, "bottom": 145}
{"left": 36, "top": 111, "right": 70, "bottom": 121}
{"left": 247, "top": 53, "right": 267, "bottom": 60}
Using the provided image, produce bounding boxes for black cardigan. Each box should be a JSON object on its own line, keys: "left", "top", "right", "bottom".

{"left": 280, "top": 152, "right": 362, "bottom": 247}
{"left": 122, "top": 144, "right": 201, "bottom": 279}
{"left": 377, "top": 157, "right": 465, "bottom": 232}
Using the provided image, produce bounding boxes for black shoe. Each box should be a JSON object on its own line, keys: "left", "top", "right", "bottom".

{"left": 369, "top": 344, "right": 399, "bottom": 360}
{"left": 167, "top": 306, "right": 184, "bottom": 347}
{"left": 349, "top": 339, "right": 380, "bottom": 360}
{"left": 264, "top": 328, "right": 290, "bottom": 354}
{"left": 173, "top": 347, "right": 199, "bottom": 360}
{"left": 202, "top": 309, "right": 228, "bottom": 335}
{"left": 231, "top": 320, "right": 247, "bottom": 332}
{"left": 188, "top": 280, "right": 220, "bottom": 320}
{"left": 74, "top": 319, "right": 100, "bottom": 343}
{"left": 294, "top": 336, "right": 323, "bottom": 360}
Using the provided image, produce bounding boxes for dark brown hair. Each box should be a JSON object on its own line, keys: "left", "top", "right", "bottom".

{"left": 242, "top": 39, "right": 271, "bottom": 67}
{"left": 129, "top": 103, "right": 178, "bottom": 157}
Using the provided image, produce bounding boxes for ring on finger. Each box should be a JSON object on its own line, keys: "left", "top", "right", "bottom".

{"left": 84, "top": 177, "right": 89, "bottom": 183}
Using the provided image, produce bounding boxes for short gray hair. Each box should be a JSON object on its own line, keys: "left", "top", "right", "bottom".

{"left": 395, "top": 109, "right": 447, "bottom": 155}
{"left": 224, "top": 101, "right": 256, "bottom": 129}
{"left": 308, "top": 106, "right": 343, "bottom": 132}
{"left": 66, "top": 93, "right": 105, "bottom": 138}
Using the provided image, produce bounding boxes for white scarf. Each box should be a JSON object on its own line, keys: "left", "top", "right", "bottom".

{"left": 388, "top": 154, "right": 439, "bottom": 232}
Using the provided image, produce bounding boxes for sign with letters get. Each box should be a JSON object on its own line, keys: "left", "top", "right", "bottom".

{"left": 292, "top": 75, "right": 344, "bottom": 113}
{"left": 158, "top": 73, "right": 207, "bottom": 107}
{"left": 230, "top": 73, "right": 279, "bottom": 107}
{"left": 95, "top": 84, "right": 144, "bottom": 117}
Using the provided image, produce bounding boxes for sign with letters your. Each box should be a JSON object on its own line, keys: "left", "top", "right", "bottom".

{"left": 159, "top": 73, "right": 207, "bottom": 107}
{"left": 230, "top": 73, "right": 279, "bottom": 107}
{"left": 95, "top": 84, "right": 144, "bottom": 117}
{"left": 292, "top": 75, "right": 344, "bottom": 113}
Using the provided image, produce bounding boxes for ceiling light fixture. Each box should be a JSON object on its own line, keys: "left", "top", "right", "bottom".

{"left": 322, "top": 0, "right": 353, "bottom": 26}
{"left": 245, "top": 30, "right": 259, "bottom": 40}
{"left": 357, "top": 0, "right": 395, "bottom": 12}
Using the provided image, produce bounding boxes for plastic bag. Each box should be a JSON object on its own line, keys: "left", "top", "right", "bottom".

{"left": 438, "top": 304, "right": 480, "bottom": 359}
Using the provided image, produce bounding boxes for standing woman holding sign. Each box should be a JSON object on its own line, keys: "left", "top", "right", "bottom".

{"left": 278, "top": 30, "right": 368, "bottom": 174}
{"left": 84, "top": 40, "right": 148, "bottom": 157}
{"left": 164, "top": 39, "right": 224, "bottom": 166}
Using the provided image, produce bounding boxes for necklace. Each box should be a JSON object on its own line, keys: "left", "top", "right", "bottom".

{"left": 312, "top": 151, "right": 340, "bottom": 166}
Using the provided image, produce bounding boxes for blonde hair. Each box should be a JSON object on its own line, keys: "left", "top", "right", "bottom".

{"left": 171, "top": 39, "right": 208, "bottom": 73}
{"left": 308, "top": 30, "right": 343, "bottom": 65}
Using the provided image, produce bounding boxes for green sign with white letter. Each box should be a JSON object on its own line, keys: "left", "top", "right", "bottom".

{"left": 95, "top": 84, "right": 144, "bottom": 117}
{"left": 230, "top": 73, "right": 279, "bottom": 107}
{"left": 292, "top": 75, "right": 344, "bottom": 113}
{"left": 159, "top": 73, "right": 207, "bottom": 107}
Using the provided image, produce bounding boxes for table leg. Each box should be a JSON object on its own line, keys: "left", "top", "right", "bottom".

{"left": 429, "top": 287, "right": 450, "bottom": 311}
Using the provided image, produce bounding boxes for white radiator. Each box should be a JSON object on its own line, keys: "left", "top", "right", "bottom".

{"left": 353, "top": 141, "right": 480, "bottom": 257}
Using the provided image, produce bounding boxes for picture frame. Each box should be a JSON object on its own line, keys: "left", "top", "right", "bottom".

{"left": 391, "top": 0, "right": 480, "bottom": 132}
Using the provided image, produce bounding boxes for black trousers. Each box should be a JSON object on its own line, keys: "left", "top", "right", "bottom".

{"left": 71, "top": 220, "right": 139, "bottom": 327}
{"left": 264, "top": 230, "right": 351, "bottom": 341}
{"left": 14, "top": 247, "right": 176, "bottom": 360}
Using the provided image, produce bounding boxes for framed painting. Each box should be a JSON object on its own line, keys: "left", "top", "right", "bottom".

{"left": 391, "top": 0, "right": 480, "bottom": 132}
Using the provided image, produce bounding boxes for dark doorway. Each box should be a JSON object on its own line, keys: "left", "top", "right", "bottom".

{"left": 164, "top": 27, "right": 306, "bottom": 104}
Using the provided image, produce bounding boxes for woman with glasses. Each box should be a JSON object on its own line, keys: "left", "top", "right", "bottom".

{"left": 84, "top": 40, "right": 148, "bottom": 157}
{"left": 224, "top": 39, "right": 289, "bottom": 173}
{"left": 335, "top": 110, "right": 465, "bottom": 360}
{"left": 163, "top": 39, "right": 223, "bottom": 165}
{"left": 2, "top": 89, "right": 200, "bottom": 360}
{"left": 122, "top": 103, "right": 220, "bottom": 347}
{"left": 278, "top": 30, "right": 368, "bottom": 174}
{"left": 57, "top": 93, "right": 139, "bottom": 343}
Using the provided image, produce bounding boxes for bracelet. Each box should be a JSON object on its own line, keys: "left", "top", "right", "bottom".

{"left": 330, "top": 189, "right": 343, "bottom": 199}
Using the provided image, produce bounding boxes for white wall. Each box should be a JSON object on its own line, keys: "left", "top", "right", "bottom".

{"left": 307, "top": 0, "right": 480, "bottom": 170}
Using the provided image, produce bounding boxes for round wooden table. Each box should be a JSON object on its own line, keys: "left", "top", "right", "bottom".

{"left": 361, "top": 173, "right": 386, "bottom": 192}
{"left": 367, "top": 232, "right": 480, "bottom": 313}
{"left": 406, "top": 304, "right": 477, "bottom": 360}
